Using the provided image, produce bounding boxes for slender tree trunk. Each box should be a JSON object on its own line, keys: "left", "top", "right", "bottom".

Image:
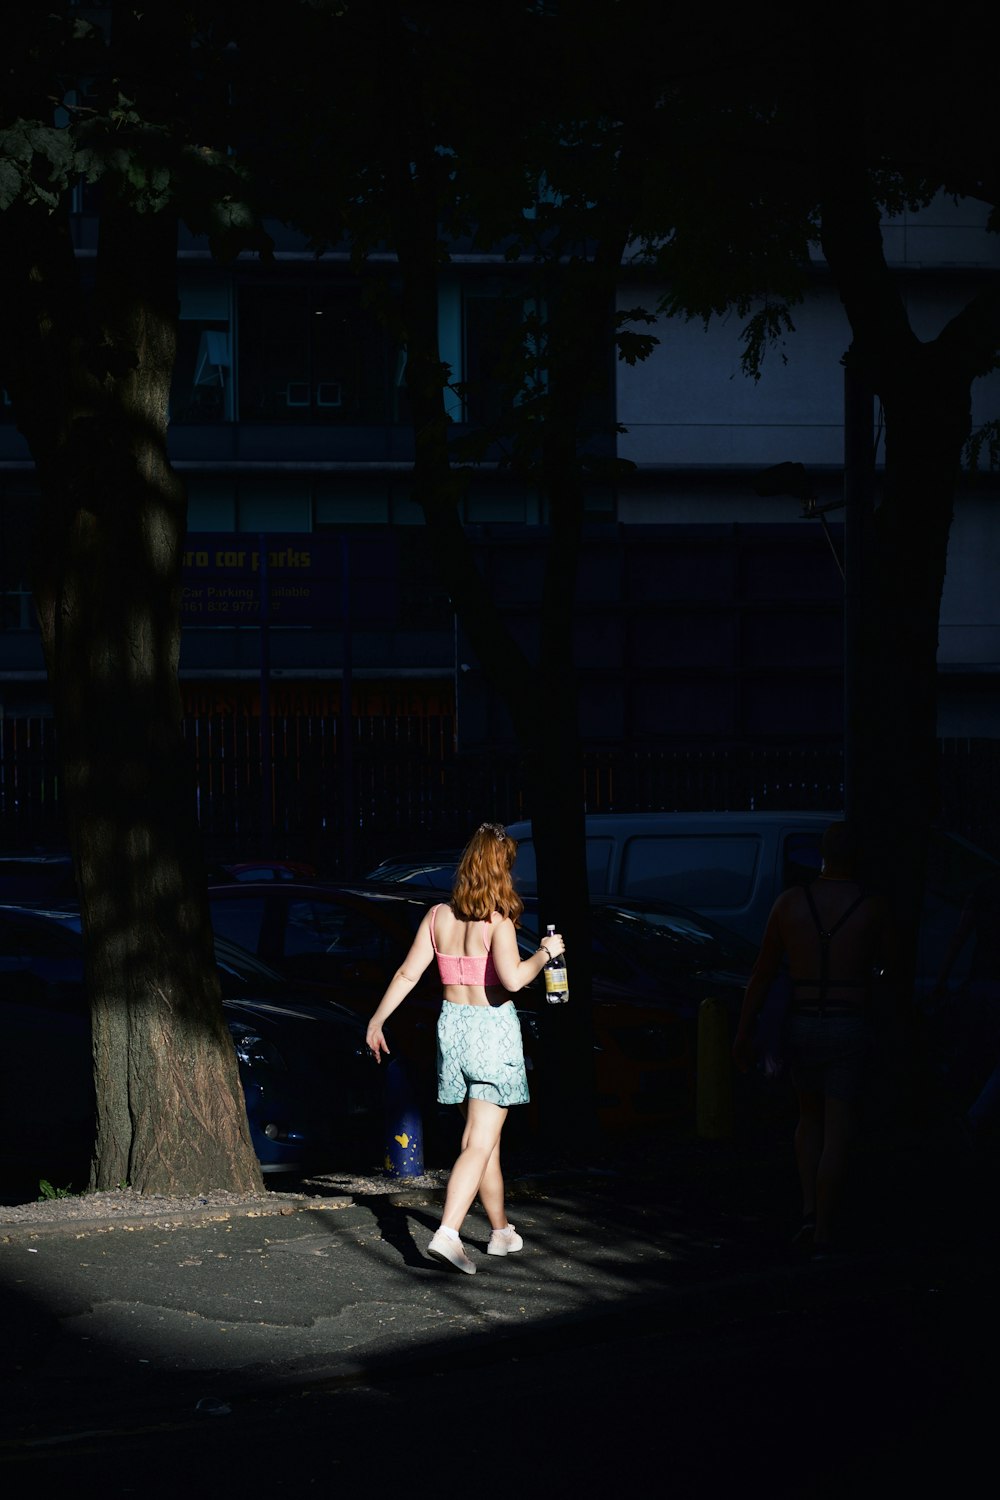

{"left": 852, "top": 362, "right": 966, "bottom": 962}
{"left": 817, "top": 109, "right": 1000, "bottom": 996}
{"left": 392, "top": 150, "right": 601, "bottom": 1142}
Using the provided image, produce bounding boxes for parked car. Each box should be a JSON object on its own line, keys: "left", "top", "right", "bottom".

{"left": 0, "top": 852, "right": 77, "bottom": 903}
{"left": 517, "top": 895, "right": 757, "bottom": 1008}
{"left": 0, "top": 902, "right": 381, "bottom": 1195}
{"left": 204, "top": 879, "right": 754, "bottom": 1128}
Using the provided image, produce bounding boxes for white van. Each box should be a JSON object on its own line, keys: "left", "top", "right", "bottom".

{"left": 505, "top": 812, "right": 833, "bottom": 946}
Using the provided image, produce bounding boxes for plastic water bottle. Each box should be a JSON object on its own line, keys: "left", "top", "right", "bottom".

{"left": 543, "top": 924, "right": 568, "bottom": 1004}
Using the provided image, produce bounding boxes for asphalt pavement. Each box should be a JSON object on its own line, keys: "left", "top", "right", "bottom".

{"left": 1, "top": 1107, "right": 997, "bottom": 1498}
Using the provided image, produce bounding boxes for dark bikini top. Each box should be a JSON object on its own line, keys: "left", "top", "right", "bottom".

{"left": 791, "top": 884, "right": 870, "bottom": 1015}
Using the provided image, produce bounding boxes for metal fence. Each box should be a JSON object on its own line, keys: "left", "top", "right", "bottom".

{"left": 2, "top": 712, "right": 998, "bottom": 873}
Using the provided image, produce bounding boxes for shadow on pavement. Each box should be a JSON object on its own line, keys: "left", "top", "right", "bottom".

{"left": 3, "top": 1082, "right": 1000, "bottom": 1496}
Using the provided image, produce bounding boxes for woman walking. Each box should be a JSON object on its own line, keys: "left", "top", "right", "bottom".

{"left": 367, "top": 822, "right": 563, "bottom": 1273}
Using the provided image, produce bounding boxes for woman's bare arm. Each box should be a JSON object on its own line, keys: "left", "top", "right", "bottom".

{"left": 488, "top": 916, "right": 563, "bottom": 993}
{"left": 733, "top": 897, "right": 788, "bottom": 1070}
{"left": 366, "top": 911, "right": 436, "bottom": 1060}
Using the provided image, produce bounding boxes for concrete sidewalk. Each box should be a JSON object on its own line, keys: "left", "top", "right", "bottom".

{"left": 1, "top": 1126, "right": 996, "bottom": 1495}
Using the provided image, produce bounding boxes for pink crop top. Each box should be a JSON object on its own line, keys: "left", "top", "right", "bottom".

{"left": 430, "top": 904, "right": 501, "bottom": 987}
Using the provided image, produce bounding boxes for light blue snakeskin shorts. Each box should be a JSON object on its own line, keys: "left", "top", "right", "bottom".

{"left": 436, "top": 1000, "right": 530, "bottom": 1107}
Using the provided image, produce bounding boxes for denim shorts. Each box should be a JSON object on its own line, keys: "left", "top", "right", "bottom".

{"left": 786, "top": 1014, "right": 871, "bottom": 1102}
{"left": 436, "top": 999, "right": 530, "bottom": 1107}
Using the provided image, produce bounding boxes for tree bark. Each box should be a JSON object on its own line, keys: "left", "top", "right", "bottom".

{"left": 0, "top": 193, "right": 263, "bottom": 1195}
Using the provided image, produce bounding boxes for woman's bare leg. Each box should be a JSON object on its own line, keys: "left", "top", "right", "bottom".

{"left": 452, "top": 1103, "right": 508, "bottom": 1229}
{"left": 814, "top": 1094, "right": 858, "bottom": 1247}
{"left": 475, "top": 1137, "right": 508, "bottom": 1229}
{"left": 439, "top": 1099, "right": 508, "bottom": 1234}
{"left": 794, "top": 1087, "right": 824, "bottom": 1219}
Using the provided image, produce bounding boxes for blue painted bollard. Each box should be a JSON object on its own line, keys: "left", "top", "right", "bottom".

{"left": 383, "top": 1057, "right": 424, "bottom": 1177}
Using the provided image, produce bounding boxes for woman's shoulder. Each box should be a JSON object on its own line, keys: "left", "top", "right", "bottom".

{"left": 487, "top": 911, "right": 518, "bottom": 943}
{"left": 771, "top": 887, "right": 803, "bottom": 918}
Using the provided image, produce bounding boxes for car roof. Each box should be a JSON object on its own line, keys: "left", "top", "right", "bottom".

{"left": 506, "top": 811, "right": 840, "bottom": 834}
{"left": 367, "top": 858, "right": 461, "bottom": 870}
{"left": 206, "top": 878, "right": 444, "bottom": 919}
{"left": 0, "top": 900, "right": 82, "bottom": 929}
{"left": 208, "top": 878, "right": 437, "bottom": 898}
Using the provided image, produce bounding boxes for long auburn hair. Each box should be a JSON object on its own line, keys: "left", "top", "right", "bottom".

{"left": 451, "top": 822, "right": 523, "bottom": 924}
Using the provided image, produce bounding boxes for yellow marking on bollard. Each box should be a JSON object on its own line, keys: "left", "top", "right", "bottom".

{"left": 394, "top": 1132, "right": 410, "bottom": 1148}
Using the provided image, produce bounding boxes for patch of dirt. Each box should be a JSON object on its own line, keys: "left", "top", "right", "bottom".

{"left": 0, "top": 1170, "right": 451, "bottom": 1228}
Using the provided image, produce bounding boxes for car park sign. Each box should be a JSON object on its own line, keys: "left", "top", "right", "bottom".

{"left": 181, "top": 533, "right": 398, "bottom": 625}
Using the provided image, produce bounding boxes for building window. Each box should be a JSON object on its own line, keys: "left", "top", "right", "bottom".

{"left": 238, "top": 284, "right": 405, "bottom": 424}
{"left": 170, "top": 323, "right": 231, "bottom": 423}
{"left": 462, "top": 290, "right": 538, "bottom": 428}
{"left": 0, "top": 484, "right": 39, "bottom": 632}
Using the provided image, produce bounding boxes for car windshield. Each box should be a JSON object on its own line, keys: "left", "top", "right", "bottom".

{"left": 365, "top": 858, "right": 458, "bottom": 888}
{"left": 519, "top": 900, "right": 756, "bottom": 980}
{"left": 925, "top": 829, "right": 1000, "bottom": 902}
{"left": 213, "top": 936, "right": 291, "bottom": 995}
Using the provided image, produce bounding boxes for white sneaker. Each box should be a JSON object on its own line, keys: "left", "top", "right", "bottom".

{"left": 427, "top": 1229, "right": 476, "bottom": 1274}
{"left": 487, "top": 1224, "right": 524, "bottom": 1256}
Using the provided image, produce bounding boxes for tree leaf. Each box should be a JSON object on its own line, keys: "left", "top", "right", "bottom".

{"left": 0, "top": 159, "right": 23, "bottom": 210}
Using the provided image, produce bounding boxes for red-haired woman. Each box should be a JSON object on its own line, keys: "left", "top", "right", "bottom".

{"left": 367, "top": 821, "right": 564, "bottom": 1273}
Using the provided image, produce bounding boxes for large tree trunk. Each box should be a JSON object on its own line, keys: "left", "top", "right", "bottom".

{"left": 1, "top": 193, "right": 262, "bottom": 1194}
